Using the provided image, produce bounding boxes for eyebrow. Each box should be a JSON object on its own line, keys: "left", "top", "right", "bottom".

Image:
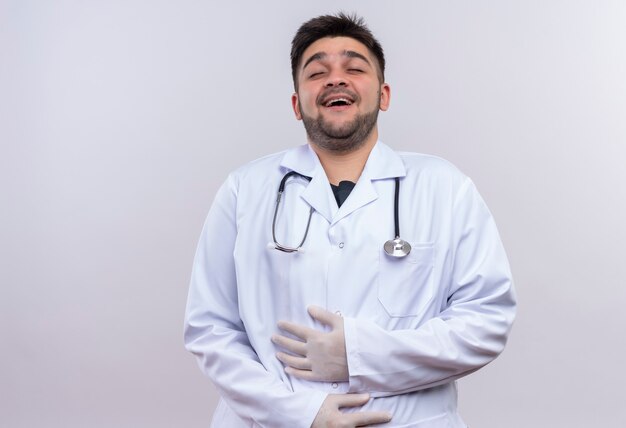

{"left": 302, "top": 50, "right": 372, "bottom": 70}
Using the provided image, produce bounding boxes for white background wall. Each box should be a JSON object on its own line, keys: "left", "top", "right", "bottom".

{"left": 2, "top": 1, "right": 625, "bottom": 427}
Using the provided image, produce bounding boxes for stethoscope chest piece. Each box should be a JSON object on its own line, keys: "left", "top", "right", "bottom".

{"left": 383, "top": 177, "right": 411, "bottom": 258}
{"left": 384, "top": 238, "right": 412, "bottom": 258}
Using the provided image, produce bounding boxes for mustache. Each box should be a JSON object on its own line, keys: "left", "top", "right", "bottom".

{"left": 316, "top": 88, "right": 359, "bottom": 105}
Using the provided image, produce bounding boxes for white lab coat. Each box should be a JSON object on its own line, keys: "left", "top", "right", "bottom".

{"left": 184, "top": 141, "right": 516, "bottom": 428}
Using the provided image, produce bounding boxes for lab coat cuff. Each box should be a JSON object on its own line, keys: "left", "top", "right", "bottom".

{"left": 344, "top": 317, "right": 365, "bottom": 392}
{"left": 292, "top": 389, "right": 328, "bottom": 428}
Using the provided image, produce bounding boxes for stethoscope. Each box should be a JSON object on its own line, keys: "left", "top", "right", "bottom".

{"left": 271, "top": 171, "right": 412, "bottom": 258}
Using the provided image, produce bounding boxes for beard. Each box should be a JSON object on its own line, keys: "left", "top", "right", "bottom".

{"left": 299, "top": 98, "right": 380, "bottom": 154}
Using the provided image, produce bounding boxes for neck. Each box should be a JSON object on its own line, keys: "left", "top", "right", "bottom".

{"left": 309, "top": 130, "right": 378, "bottom": 185}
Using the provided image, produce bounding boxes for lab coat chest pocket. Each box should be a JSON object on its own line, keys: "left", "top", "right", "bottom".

{"left": 378, "top": 243, "right": 435, "bottom": 317}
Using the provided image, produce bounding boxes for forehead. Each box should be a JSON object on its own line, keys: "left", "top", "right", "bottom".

{"left": 300, "top": 36, "right": 374, "bottom": 68}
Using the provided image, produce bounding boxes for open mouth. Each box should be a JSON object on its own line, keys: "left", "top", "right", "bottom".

{"left": 321, "top": 93, "right": 355, "bottom": 108}
{"left": 324, "top": 97, "right": 353, "bottom": 107}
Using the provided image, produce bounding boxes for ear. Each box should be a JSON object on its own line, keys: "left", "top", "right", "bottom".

{"left": 291, "top": 93, "right": 302, "bottom": 120}
{"left": 379, "top": 83, "right": 391, "bottom": 111}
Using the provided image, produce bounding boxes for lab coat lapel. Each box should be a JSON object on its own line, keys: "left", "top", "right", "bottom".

{"left": 279, "top": 144, "right": 335, "bottom": 223}
{"left": 332, "top": 142, "right": 407, "bottom": 225}
{"left": 332, "top": 176, "right": 378, "bottom": 225}
{"left": 300, "top": 174, "right": 335, "bottom": 224}
{"left": 278, "top": 142, "right": 406, "bottom": 225}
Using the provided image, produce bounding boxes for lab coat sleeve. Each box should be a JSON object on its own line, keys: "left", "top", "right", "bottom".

{"left": 345, "top": 178, "right": 516, "bottom": 396}
{"left": 184, "top": 175, "right": 327, "bottom": 427}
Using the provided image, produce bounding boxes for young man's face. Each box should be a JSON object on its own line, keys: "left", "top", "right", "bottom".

{"left": 292, "top": 36, "right": 390, "bottom": 153}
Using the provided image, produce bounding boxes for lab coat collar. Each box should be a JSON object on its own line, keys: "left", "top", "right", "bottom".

{"left": 279, "top": 143, "right": 320, "bottom": 178}
{"left": 360, "top": 141, "right": 407, "bottom": 180}
{"left": 334, "top": 142, "right": 406, "bottom": 225}
{"left": 278, "top": 141, "right": 406, "bottom": 224}
{"left": 279, "top": 144, "right": 335, "bottom": 223}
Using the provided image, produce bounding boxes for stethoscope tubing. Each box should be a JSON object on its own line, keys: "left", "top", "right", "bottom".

{"left": 393, "top": 176, "right": 400, "bottom": 239}
{"left": 272, "top": 172, "right": 410, "bottom": 257}
{"left": 272, "top": 171, "right": 313, "bottom": 253}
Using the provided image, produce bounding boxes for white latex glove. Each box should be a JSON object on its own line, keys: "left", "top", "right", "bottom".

{"left": 311, "top": 394, "right": 392, "bottom": 428}
{"left": 272, "top": 305, "right": 348, "bottom": 382}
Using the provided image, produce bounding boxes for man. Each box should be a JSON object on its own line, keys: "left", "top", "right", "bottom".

{"left": 184, "top": 13, "right": 516, "bottom": 428}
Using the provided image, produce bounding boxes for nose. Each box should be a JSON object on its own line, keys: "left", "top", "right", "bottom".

{"left": 324, "top": 70, "right": 348, "bottom": 87}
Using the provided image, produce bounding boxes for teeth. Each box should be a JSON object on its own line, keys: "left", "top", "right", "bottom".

{"left": 325, "top": 98, "right": 352, "bottom": 107}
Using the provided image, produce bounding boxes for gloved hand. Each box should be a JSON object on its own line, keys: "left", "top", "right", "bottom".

{"left": 272, "top": 305, "right": 348, "bottom": 382}
{"left": 311, "top": 394, "right": 392, "bottom": 428}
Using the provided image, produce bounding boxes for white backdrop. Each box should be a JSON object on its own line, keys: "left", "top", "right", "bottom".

{"left": 2, "top": 1, "right": 625, "bottom": 427}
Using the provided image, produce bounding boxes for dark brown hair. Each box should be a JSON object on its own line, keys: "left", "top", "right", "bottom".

{"left": 290, "top": 12, "right": 385, "bottom": 90}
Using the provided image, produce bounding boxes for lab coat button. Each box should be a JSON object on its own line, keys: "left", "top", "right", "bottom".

{"left": 331, "top": 382, "right": 338, "bottom": 389}
{"left": 338, "top": 242, "right": 344, "bottom": 248}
